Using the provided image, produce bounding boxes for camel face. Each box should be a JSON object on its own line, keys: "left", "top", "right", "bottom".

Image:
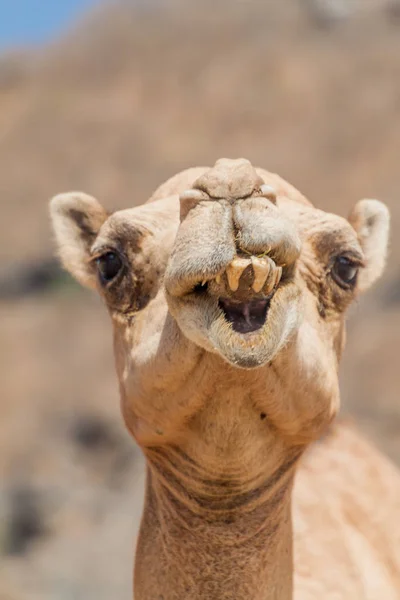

{"left": 50, "top": 159, "right": 389, "bottom": 448}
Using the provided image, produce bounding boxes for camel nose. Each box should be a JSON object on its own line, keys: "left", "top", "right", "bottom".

{"left": 232, "top": 196, "right": 301, "bottom": 268}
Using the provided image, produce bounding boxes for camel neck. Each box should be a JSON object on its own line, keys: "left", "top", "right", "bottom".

{"left": 133, "top": 446, "right": 298, "bottom": 600}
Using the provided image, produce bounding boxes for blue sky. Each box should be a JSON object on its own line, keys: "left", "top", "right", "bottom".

{"left": 0, "top": 0, "right": 100, "bottom": 49}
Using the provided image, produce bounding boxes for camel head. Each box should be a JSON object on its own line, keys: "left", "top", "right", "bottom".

{"left": 50, "top": 158, "right": 389, "bottom": 450}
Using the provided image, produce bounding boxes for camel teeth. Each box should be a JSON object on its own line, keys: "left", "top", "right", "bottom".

{"left": 251, "top": 256, "right": 271, "bottom": 293}
{"left": 226, "top": 257, "right": 251, "bottom": 292}
{"left": 274, "top": 266, "right": 283, "bottom": 287}
{"left": 264, "top": 264, "right": 283, "bottom": 294}
{"left": 201, "top": 279, "right": 207, "bottom": 287}
{"left": 215, "top": 274, "right": 221, "bottom": 285}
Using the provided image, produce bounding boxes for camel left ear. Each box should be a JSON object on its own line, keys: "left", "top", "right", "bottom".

{"left": 348, "top": 199, "right": 390, "bottom": 293}
{"left": 50, "top": 192, "right": 108, "bottom": 289}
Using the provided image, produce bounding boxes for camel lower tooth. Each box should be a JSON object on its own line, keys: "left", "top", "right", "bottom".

{"left": 226, "top": 257, "right": 251, "bottom": 292}
{"left": 251, "top": 257, "right": 271, "bottom": 293}
{"left": 215, "top": 274, "right": 221, "bottom": 285}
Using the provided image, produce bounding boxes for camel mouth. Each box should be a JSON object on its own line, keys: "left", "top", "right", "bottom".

{"left": 219, "top": 298, "right": 270, "bottom": 334}
{"left": 167, "top": 280, "right": 300, "bottom": 369}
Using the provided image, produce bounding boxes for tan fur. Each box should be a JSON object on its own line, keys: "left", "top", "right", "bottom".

{"left": 50, "top": 158, "right": 398, "bottom": 599}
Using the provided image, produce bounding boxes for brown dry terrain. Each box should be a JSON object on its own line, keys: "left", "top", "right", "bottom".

{"left": 1, "top": 1, "right": 400, "bottom": 598}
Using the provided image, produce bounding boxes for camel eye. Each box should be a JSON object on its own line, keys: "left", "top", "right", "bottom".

{"left": 331, "top": 256, "right": 359, "bottom": 289}
{"left": 96, "top": 252, "right": 123, "bottom": 284}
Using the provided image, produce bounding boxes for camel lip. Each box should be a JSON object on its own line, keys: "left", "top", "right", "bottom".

{"left": 218, "top": 297, "right": 270, "bottom": 334}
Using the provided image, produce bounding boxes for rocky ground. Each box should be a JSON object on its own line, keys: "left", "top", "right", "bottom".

{"left": 1, "top": 1, "right": 400, "bottom": 598}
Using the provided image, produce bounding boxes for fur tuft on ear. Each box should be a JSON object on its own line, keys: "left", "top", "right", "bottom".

{"left": 50, "top": 192, "right": 108, "bottom": 289}
{"left": 348, "top": 199, "right": 390, "bottom": 293}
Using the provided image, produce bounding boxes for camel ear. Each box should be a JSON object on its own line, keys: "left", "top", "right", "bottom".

{"left": 50, "top": 192, "right": 108, "bottom": 289}
{"left": 348, "top": 199, "right": 390, "bottom": 293}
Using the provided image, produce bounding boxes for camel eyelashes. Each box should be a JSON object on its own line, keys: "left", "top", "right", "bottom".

{"left": 331, "top": 256, "right": 360, "bottom": 289}
{"left": 96, "top": 251, "right": 124, "bottom": 284}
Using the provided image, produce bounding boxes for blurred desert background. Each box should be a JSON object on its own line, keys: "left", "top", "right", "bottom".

{"left": 1, "top": 0, "right": 400, "bottom": 598}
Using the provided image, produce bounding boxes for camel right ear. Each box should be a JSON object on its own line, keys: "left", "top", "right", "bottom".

{"left": 348, "top": 199, "right": 390, "bottom": 293}
{"left": 50, "top": 192, "right": 108, "bottom": 289}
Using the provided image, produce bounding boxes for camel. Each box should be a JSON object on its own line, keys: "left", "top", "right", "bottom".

{"left": 50, "top": 158, "right": 400, "bottom": 599}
